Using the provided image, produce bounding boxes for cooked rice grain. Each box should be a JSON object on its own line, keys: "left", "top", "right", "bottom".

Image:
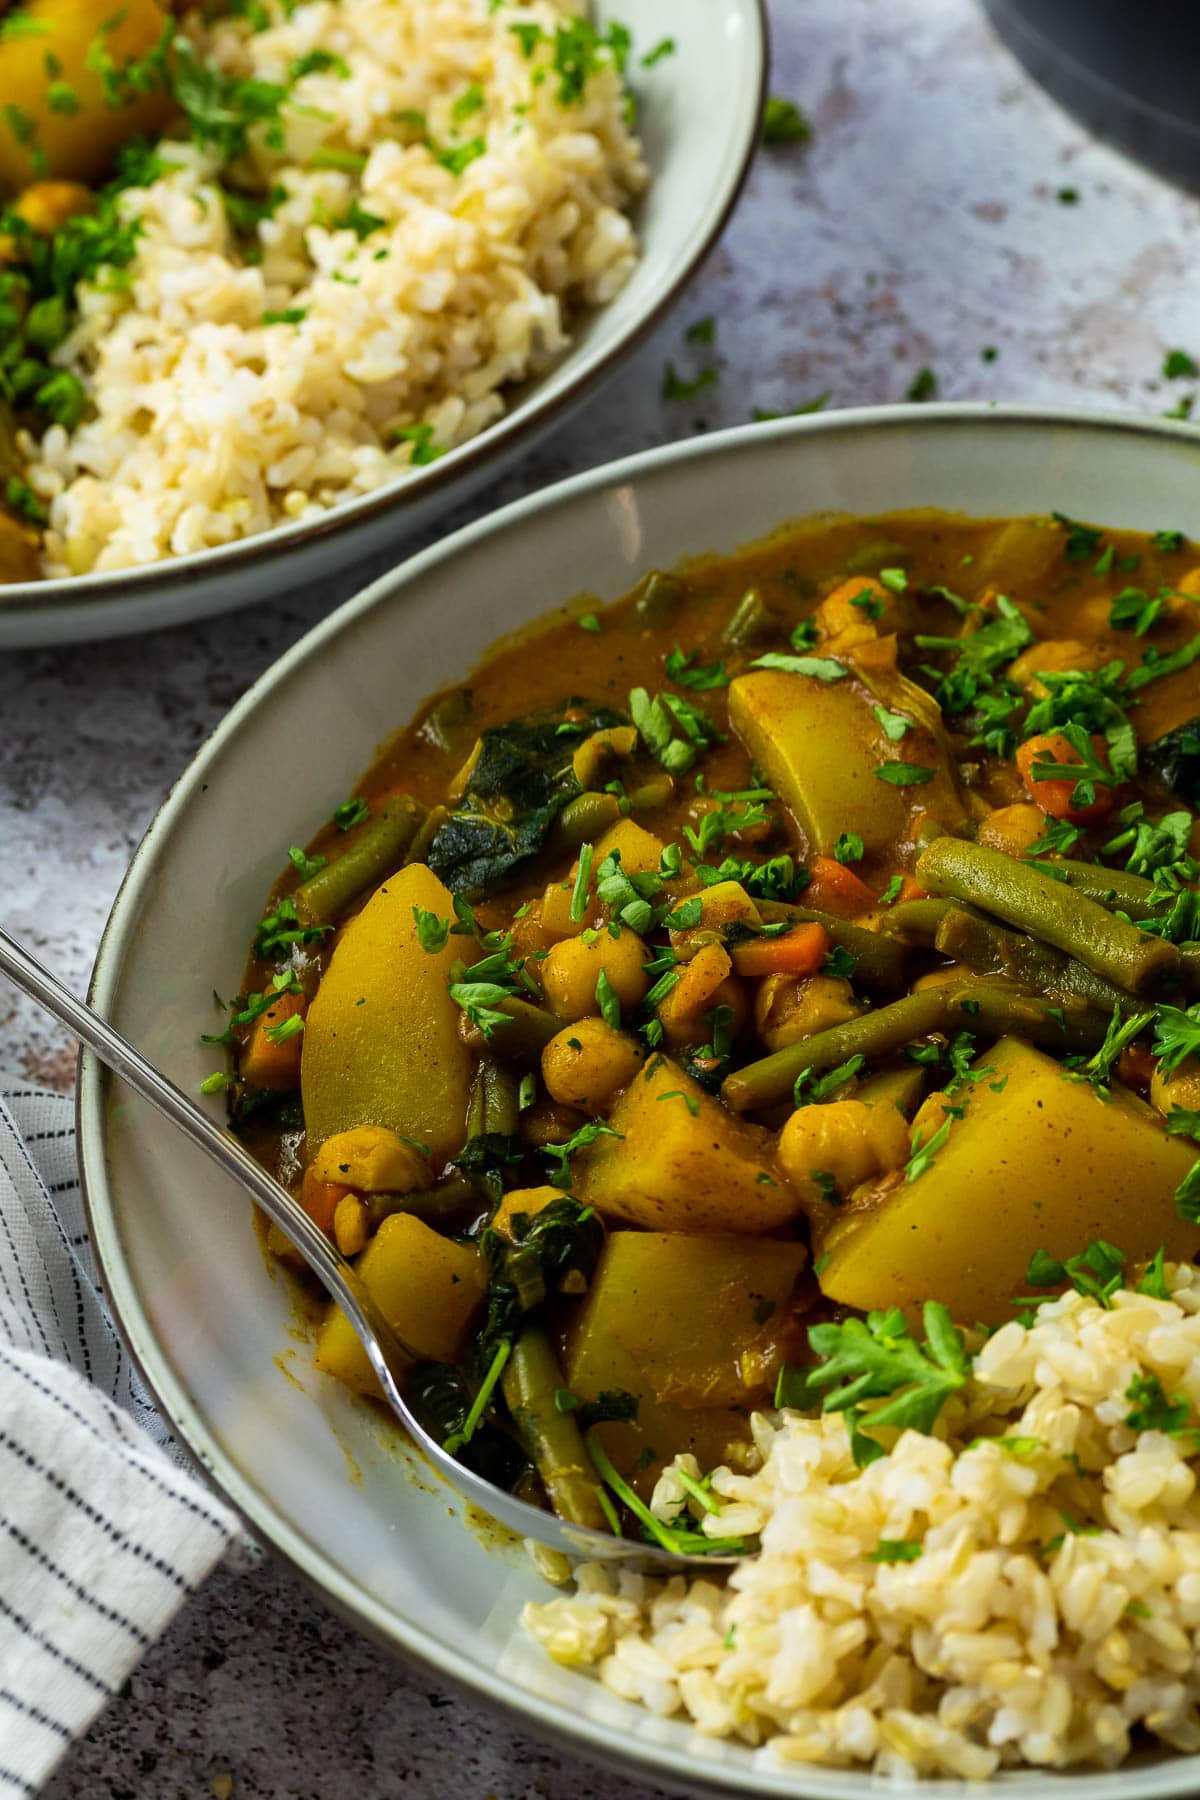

{"left": 523, "top": 1268, "right": 1200, "bottom": 1776}
{"left": 25, "top": 0, "right": 644, "bottom": 574}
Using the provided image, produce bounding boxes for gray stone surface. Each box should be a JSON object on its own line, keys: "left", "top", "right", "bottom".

{"left": 3, "top": 0, "right": 1198, "bottom": 1791}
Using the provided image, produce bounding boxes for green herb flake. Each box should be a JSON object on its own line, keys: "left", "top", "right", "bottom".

{"left": 866, "top": 1538, "right": 923, "bottom": 1564}
{"left": 762, "top": 95, "right": 810, "bottom": 146}
{"left": 874, "top": 761, "right": 935, "bottom": 787}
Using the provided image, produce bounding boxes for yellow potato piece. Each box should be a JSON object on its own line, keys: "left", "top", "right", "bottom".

{"left": 820, "top": 1036, "right": 1200, "bottom": 1325}
{"left": 593, "top": 816, "right": 666, "bottom": 874}
{"left": 565, "top": 1230, "right": 805, "bottom": 1485}
{"left": 314, "top": 1214, "right": 485, "bottom": 1398}
{"left": 730, "top": 667, "right": 964, "bottom": 856}
{"left": 576, "top": 1053, "right": 799, "bottom": 1233}
{"left": 302, "top": 864, "right": 473, "bottom": 1162}
{"left": 0, "top": 0, "right": 177, "bottom": 189}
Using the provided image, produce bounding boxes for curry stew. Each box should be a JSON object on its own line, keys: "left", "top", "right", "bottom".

{"left": 216, "top": 509, "right": 1200, "bottom": 1542}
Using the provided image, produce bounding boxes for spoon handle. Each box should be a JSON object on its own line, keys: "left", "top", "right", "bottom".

{"left": 0, "top": 926, "right": 738, "bottom": 1568}
{"left": 0, "top": 926, "right": 420, "bottom": 1379}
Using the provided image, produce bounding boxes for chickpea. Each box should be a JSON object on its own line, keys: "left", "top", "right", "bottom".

{"left": 540, "top": 927, "right": 649, "bottom": 1021}
{"left": 778, "top": 1097, "right": 910, "bottom": 1209}
{"left": 1151, "top": 1054, "right": 1200, "bottom": 1120}
{"left": 12, "top": 179, "right": 94, "bottom": 235}
{"left": 311, "top": 1124, "right": 433, "bottom": 1194}
{"left": 753, "top": 973, "right": 858, "bottom": 1052}
{"left": 332, "top": 1194, "right": 370, "bottom": 1258}
{"left": 976, "top": 802, "right": 1047, "bottom": 858}
{"left": 520, "top": 1097, "right": 587, "bottom": 1149}
{"left": 816, "top": 576, "right": 906, "bottom": 641}
{"left": 541, "top": 1018, "right": 644, "bottom": 1112}
{"left": 1007, "top": 639, "right": 1104, "bottom": 694}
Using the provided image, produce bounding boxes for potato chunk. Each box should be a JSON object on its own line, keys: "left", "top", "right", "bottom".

{"left": 576, "top": 1054, "right": 798, "bottom": 1233}
{"left": 314, "top": 1214, "right": 486, "bottom": 1398}
{"left": 302, "top": 864, "right": 472, "bottom": 1162}
{"left": 0, "top": 0, "right": 176, "bottom": 189}
{"left": 565, "top": 1230, "right": 806, "bottom": 1484}
{"left": 729, "top": 666, "right": 964, "bottom": 857}
{"left": 819, "top": 1036, "right": 1200, "bottom": 1324}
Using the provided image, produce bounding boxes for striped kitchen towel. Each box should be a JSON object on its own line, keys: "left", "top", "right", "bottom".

{"left": 0, "top": 1080, "right": 239, "bottom": 1795}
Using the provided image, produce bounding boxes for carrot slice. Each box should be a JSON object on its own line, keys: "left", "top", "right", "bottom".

{"left": 730, "top": 921, "right": 829, "bottom": 978}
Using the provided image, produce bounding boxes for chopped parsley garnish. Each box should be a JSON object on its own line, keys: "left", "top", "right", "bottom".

{"left": 412, "top": 905, "right": 450, "bottom": 953}
{"left": 791, "top": 1058, "right": 866, "bottom": 1111}
{"left": 541, "top": 1119, "right": 622, "bottom": 1190}
{"left": 662, "top": 362, "right": 717, "bottom": 402}
{"left": 874, "top": 761, "right": 935, "bottom": 786}
{"left": 262, "top": 307, "right": 307, "bottom": 325}
{"left": 866, "top": 1538, "right": 923, "bottom": 1564}
{"left": 873, "top": 705, "right": 912, "bottom": 741}
{"left": 1021, "top": 1239, "right": 1127, "bottom": 1310}
{"left": 286, "top": 844, "right": 326, "bottom": 882}
{"left": 1052, "top": 511, "right": 1103, "bottom": 562}
{"left": 1109, "top": 585, "right": 1165, "bottom": 636}
{"left": 906, "top": 367, "right": 937, "bottom": 403}
{"left": 437, "top": 136, "right": 486, "bottom": 175}
{"left": 748, "top": 652, "right": 846, "bottom": 681}
{"left": 1163, "top": 348, "right": 1198, "bottom": 381}
{"left": 832, "top": 831, "right": 864, "bottom": 864}
{"left": 1124, "top": 1373, "right": 1190, "bottom": 1435}
{"left": 761, "top": 95, "right": 810, "bottom": 146}
{"left": 640, "top": 36, "right": 676, "bottom": 67}
{"left": 776, "top": 1302, "right": 969, "bottom": 1468}
{"left": 664, "top": 645, "right": 729, "bottom": 690}
{"left": 333, "top": 797, "right": 370, "bottom": 830}
{"left": 905, "top": 1117, "right": 952, "bottom": 1183}
{"left": 391, "top": 422, "right": 443, "bottom": 465}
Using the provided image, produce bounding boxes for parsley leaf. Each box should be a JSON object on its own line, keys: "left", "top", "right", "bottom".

{"left": 874, "top": 762, "right": 935, "bottom": 786}
{"left": 1124, "top": 1372, "right": 1190, "bottom": 1434}
{"left": 664, "top": 645, "right": 729, "bottom": 690}
{"left": 762, "top": 95, "right": 810, "bottom": 145}
{"left": 775, "top": 1302, "right": 969, "bottom": 1466}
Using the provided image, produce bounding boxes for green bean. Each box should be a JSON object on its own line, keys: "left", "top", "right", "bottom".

{"left": 938, "top": 983, "right": 1110, "bottom": 1056}
{"left": 632, "top": 570, "right": 685, "bottom": 622}
{"left": 880, "top": 896, "right": 967, "bottom": 944}
{"left": 934, "top": 907, "right": 1138, "bottom": 1015}
{"left": 501, "top": 1326, "right": 609, "bottom": 1531}
{"left": 839, "top": 538, "right": 908, "bottom": 576}
{"left": 625, "top": 774, "right": 675, "bottom": 812}
{"left": 294, "top": 795, "right": 424, "bottom": 925}
{"left": 480, "top": 1057, "right": 520, "bottom": 1135}
{"left": 404, "top": 803, "right": 449, "bottom": 868}
{"left": 552, "top": 791, "right": 622, "bottom": 850}
{"left": 365, "top": 1176, "right": 482, "bottom": 1231}
{"left": 461, "top": 996, "right": 561, "bottom": 1061}
{"left": 721, "top": 586, "right": 776, "bottom": 648}
{"left": 723, "top": 987, "right": 953, "bottom": 1111}
{"left": 1043, "top": 858, "right": 1159, "bottom": 919}
{"left": 757, "top": 901, "right": 908, "bottom": 993}
{"left": 916, "top": 837, "right": 1180, "bottom": 996}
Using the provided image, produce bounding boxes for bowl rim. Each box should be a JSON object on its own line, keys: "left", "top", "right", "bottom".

{"left": 1, "top": 0, "right": 768, "bottom": 620}
{"left": 79, "top": 401, "right": 1200, "bottom": 1799}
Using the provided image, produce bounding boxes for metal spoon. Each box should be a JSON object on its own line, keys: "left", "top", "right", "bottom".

{"left": 0, "top": 927, "right": 744, "bottom": 1571}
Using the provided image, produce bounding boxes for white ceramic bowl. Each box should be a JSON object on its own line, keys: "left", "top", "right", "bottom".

{"left": 82, "top": 406, "right": 1200, "bottom": 1798}
{"left": 0, "top": 0, "right": 765, "bottom": 651}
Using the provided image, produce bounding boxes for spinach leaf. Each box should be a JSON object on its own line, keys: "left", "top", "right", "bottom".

{"left": 426, "top": 702, "right": 625, "bottom": 896}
